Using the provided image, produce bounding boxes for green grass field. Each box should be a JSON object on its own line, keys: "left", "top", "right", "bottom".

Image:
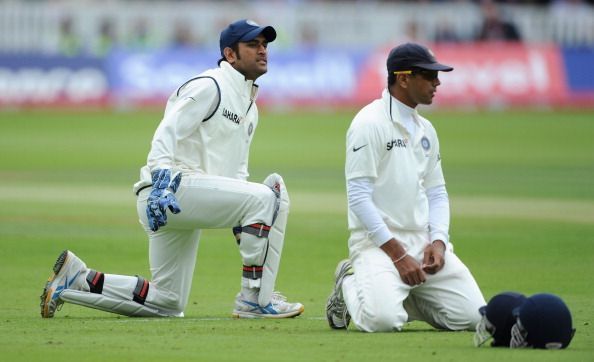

{"left": 1, "top": 108, "right": 593, "bottom": 361}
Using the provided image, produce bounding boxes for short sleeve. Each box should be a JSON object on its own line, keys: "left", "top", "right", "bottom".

{"left": 345, "top": 119, "right": 382, "bottom": 181}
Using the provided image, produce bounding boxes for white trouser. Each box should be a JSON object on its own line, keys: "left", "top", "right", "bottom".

{"left": 343, "top": 230, "right": 485, "bottom": 332}
{"left": 99, "top": 173, "right": 279, "bottom": 316}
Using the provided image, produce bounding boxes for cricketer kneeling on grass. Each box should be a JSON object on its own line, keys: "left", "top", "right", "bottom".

{"left": 40, "top": 19, "right": 304, "bottom": 319}
{"left": 326, "top": 43, "right": 485, "bottom": 332}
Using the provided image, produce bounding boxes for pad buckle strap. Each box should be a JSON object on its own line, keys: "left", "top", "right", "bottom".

{"left": 242, "top": 223, "right": 271, "bottom": 238}
{"left": 242, "top": 265, "right": 263, "bottom": 280}
{"left": 133, "top": 276, "right": 149, "bottom": 305}
{"left": 86, "top": 270, "right": 104, "bottom": 294}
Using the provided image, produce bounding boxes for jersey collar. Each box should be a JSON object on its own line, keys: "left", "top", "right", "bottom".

{"left": 220, "top": 61, "right": 259, "bottom": 101}
{"left": 382, "top": 88, "right": 419, "bottom": 126}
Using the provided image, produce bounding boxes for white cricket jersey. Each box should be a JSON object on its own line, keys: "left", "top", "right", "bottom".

{"left": 345, "top": 89, "right": 445, "bottom": 237}
{"left": 133, "top": 61, "right": 259, "bottom": 193}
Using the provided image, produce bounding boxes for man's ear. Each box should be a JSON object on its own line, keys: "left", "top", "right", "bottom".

{"left": 223, "top": 47, "right": 236, "bottom": 64}
{"left": 397, "top": 73, "right": 409, "bottom": 89}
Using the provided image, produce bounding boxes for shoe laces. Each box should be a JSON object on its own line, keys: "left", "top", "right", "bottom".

{"left": 329, "top": 285, "right": 348, "bottom": 318}
{"left": 330, "top": 295, "right": 346, "bottom": 314}
{"left": 271, "top": 291, "right": 287, "bottom": 303}
{"left": 330, "top": 297, "right": 349, "bottom": 328}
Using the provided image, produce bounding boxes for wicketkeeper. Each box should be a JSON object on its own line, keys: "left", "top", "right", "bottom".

{"left": 40, "top": 19, "right": 304, "bottom": 319}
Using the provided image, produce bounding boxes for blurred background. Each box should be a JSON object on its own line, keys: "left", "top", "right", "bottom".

{"left": 0, "top": 0, "right": 593, "bottom": 111}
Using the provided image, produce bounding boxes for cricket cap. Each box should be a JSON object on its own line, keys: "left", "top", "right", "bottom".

{"left": 219, "top": 19, "right": 277, "bottom": 57}
{"left": 387, "top": 42, "right": 453, "bottom": 73}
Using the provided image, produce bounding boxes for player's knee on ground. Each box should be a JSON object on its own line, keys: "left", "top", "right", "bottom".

{"left": 359, "top": 304, "right": 407, "bottom": 332}
{"left": 430, "top": 306, "right": 482, "bottom": 331}
{"left": 450, "top": 309, "right": 482, "bottom": 331}
{"left": 148, "top": 284, "right": 186, "bottom": 314}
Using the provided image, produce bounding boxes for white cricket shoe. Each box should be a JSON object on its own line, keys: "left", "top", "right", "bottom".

{"left": 40, "top": 250, "right": 88, "bottom": 318}
{"left": 326, "top": 259, "right": 354, "bottom": 329}
{"left": 232, "top": 292, "right": 304, "bottom": 319}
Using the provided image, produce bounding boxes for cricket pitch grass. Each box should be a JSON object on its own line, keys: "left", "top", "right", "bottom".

{"left": 1, "top": 108, "right": 593, "bottom": 361}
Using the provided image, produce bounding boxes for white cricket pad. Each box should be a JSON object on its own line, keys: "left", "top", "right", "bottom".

{"left": 60, "top": 290, "right": 170, "bottom": 317}
{"left": 258, "top": 173, "right": 290, "bottom": 307}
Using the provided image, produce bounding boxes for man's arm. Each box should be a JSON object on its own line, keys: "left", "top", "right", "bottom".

{"left": 348, "top": 177, "right": 426, "bottom": 286}
{"left": 144, "top": 78, "right": 219, "bottom": 231}
{"left": 421, "top": 184, "right": 450, "bottom": 274}
{"left": 148, "top": 78, "right": 219, "bottom": 170}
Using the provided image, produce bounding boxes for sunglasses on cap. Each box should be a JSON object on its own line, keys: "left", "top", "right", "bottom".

{"left": 393, "top": 69, "right": 439, "bottom": 81}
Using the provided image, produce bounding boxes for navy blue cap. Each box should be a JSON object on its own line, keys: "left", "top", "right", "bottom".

{"left": 479, "top": 292, "right": 527, "bottom": 347}
{"left": 512, "top": 293, "right": 575, "bottom": 349}
{"left": 219, "top": 19, "right": 276, "bottom": 56}
{"left": 387, "top": 43, "right": 453, "bottom": 73}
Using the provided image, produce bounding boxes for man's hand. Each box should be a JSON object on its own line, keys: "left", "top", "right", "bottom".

{"left": 394, "top": 254, "right": 426, "bottom": 286}
{"left": 146, "top": 169, "right": 182, "bottom": 232}
{"left": 381, "top": 238, "right": 426, "bottom": 286}
{"left": 422, "top": 240, "right": 446, "bottom": 275}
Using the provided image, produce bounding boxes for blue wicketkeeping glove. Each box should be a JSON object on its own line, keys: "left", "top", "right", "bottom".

{"left": 146, "top": 169, "right": 182, "bottom": 232}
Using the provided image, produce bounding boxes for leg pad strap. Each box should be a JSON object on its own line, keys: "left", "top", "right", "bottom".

{"left": 133, "top": 276, "right": 149, "bottom": 305}
{"left": 242, "top": 223, "right": 271, "bottom": 238}
{"left": 86, "top": 270, "right": 104, "bottom": 294}
{"left": 243, "top": 265, "right": 263, "bottom": 280}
